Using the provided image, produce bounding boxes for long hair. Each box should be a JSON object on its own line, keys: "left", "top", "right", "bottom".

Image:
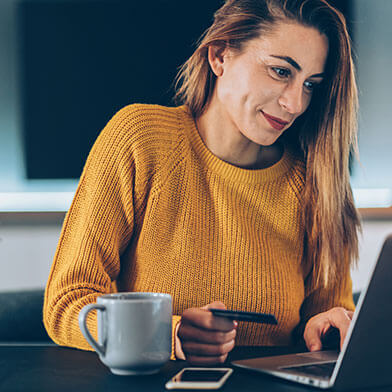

{"left": 174, "top": 0, "right": 361, "bottom": 286}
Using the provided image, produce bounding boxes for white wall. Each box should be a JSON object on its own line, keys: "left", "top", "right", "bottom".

{"left": 0, "top": 213, "right": 63, "bottom": 291}
{"left": 352, "top": 220, "right": 392, "bottom": 291}
{"left": 351, "top": 0, "right": 392, "bottom": 189}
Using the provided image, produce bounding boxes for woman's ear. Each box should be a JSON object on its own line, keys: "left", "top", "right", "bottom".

{"left": 207, "top": 45, "right": 228, "bottom": 77}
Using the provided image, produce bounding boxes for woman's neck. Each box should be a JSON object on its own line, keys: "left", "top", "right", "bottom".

{"left": 195, "top": 105, "right": 283, "bottom": 170}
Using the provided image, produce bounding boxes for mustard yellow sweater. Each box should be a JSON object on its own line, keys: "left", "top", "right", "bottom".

{"left": 43, "top": 104, "right": 354, "bottom": 357}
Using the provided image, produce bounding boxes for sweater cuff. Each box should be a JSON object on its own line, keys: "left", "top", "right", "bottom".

{"left": 171, "top": 315, "right": 184, "bottom": 360}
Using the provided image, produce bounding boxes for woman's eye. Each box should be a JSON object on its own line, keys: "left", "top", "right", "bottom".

{"left": 304, "top": 80, "right": 320, "bottom": 93}
{"left": 271, "top": 67, "right": 291, "bottom": 78}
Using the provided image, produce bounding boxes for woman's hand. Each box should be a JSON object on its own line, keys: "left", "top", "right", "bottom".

{"left": 304, "top": 307, "right": 354, "bottom": 352}
{"left": 176, "top": 301, "right": 237, "bottom": 365}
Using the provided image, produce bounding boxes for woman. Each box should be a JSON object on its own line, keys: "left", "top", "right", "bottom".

{"left": 44, "top": 0, "right": 360, "bottom": 365}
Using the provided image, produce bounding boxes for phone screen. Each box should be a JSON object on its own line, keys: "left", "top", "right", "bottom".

{"left": 178, "top": 369, "right": 229, "bottom": 382}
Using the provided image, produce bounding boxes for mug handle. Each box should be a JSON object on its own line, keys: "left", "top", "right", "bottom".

{"left": 78, "top": 303, "right": 106, "bottom": 357}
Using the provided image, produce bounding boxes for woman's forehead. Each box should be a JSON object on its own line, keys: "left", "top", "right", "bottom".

{"left": 245, "top": 21, "right": 329, "bottom": 75}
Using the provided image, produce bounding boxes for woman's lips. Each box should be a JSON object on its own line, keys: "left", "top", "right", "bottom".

{"left": 261, "top": 111, "right": 289, "bottom": 131}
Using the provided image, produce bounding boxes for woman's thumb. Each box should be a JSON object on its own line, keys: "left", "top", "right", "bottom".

{"left": 202, "top": 301, "right": 227, "bottom": 310}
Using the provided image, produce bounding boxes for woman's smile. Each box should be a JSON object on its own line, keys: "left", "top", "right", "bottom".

{"left": 260, "top": 110, "right": 290, "bottom": 131}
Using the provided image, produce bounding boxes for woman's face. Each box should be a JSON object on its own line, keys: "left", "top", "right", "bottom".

{"left": 209, "top": 21, "right": 329, "bottom": 146}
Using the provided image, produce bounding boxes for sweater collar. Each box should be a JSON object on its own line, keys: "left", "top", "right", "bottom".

{"left": 177, "top": 105, "right": 295, "bottom": 184}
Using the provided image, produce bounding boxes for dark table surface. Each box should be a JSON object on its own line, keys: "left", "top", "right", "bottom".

{"left": 0, "top": 343, "right": 391, "bottom": 392}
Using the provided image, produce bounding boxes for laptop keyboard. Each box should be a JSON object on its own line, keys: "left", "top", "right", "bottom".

{"left": 281, "top": 361, "right": 336, "bottom": 379}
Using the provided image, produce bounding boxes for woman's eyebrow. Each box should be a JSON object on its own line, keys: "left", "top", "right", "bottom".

{"left": 270, "top": 55, "right": 325, "bottom": 78}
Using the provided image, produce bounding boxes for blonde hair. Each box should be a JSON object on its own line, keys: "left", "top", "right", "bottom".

{"left": 174, "top": 0, "right": 361, "bottom": 286}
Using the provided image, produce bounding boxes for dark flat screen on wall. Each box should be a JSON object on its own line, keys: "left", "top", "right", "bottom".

{"left": 17, "top": 0, "right": 352, "bottom": 179}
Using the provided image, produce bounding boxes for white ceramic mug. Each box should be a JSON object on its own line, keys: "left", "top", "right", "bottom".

{"left": 78, "top": 292, "right": 172, "bottom": 375}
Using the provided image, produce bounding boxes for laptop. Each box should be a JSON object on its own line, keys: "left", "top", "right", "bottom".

{"left": 233, "top": 234, "right": 392, "bottom": 390}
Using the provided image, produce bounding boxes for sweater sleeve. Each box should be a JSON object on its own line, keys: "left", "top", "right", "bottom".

{"left": 43, "top": 108, "right": 138, "bottom": 350}
{"left": 44, "top": 106, "right": 185, "bottom": 359}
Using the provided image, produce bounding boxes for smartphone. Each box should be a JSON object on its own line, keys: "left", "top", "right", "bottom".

{"left": 209, "top": 308, "right": 278, "bottom": 324}
{"left": 165, "top": 367, "right": 233, "bottom": 390}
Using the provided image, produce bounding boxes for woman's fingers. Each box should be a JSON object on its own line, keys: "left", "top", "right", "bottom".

{"left": 304, "top": 317, "right": 325, "bottom": 351}
{"left": 202, "top": 301, "right": 227, "bottom": 311}
{"left": 177, "top": 302, "right": 237, "bottom": 365}
{"left": 178, "top": 322, "right": 237, "bottom": 344}
{"left": 304, "top": 307, "right": 353, "bottom": 351}
{"left": 329, "top": 308, "right": 352, "bottom": 348}
{"left": 181, "top": 339, "right": 236, "bottom": 357}
{"left": 181, "top": 307, "right": 236, "bottom": 332}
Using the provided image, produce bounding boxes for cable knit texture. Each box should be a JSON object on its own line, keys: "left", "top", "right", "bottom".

{"left": 43, "top": 104, "right": 354, "bottom": 359}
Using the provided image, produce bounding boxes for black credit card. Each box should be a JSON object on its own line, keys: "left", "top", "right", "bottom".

{"left": 209, "top": 309, "right": 278, "bottom": 325}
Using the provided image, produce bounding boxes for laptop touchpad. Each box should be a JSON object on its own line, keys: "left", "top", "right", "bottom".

{"left": 295, "top": 351, "right": 338, "bottom": 362}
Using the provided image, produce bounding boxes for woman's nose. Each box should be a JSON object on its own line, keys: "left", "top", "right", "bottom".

{"left": 278, "top": 82, "right": 306, "bottom": 115}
